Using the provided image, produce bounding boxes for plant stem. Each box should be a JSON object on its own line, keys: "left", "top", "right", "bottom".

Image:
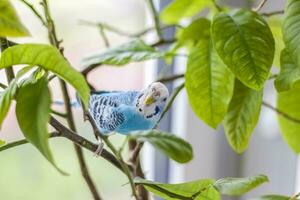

{"left": 0, "top": 38, "right": 15, "bottom": 83}
{"left": 261, "top": 10, "right": 284, "bottom": 17}
{"left": 254, "top": 0, "right": 268, "bottom": 12}
{"left": 40, "top": 1, "right": 101, "bottom": 199}
{"left": 211, "top": 0, "right": 223, "bottom": 12}
{"left": 146, "top": 0, "right": 163, "bottom": 40}
{"left": 0, "top": 83, "right": 7, "bottom": 89}
{"left": 157, "top": 73, "right": 185, "bottom": 83}
{"left": 19, "top": 0, "right": 47, "bottom": 26}
{"left": 262, "top": 101, "right": 300, "bottom": 124}
{"left": 102, "top": 136, "right": 139, "bottom": 200}
{"left": 156, "top": 82, "right": 185, "bottom": 125}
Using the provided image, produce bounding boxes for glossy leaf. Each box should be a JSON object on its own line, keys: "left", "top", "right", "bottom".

{"left": 282, "top": 0, "right": 300, "bottom": 69}
{"left": 268, "top": 16, "right": 284, "bottom": 68}
{"left": 130, "top": 130, "right": 193, "bottom": 163}
{"left": 186, "top": 37, "right": 234, "bottom": 128}
{"left": 275, "top": 49, "right": 300, "bottom": 92}
{"left": 277, "top": 82, "right": 300, "bottom": 153}
{"left": 0, "top": 0, "right": 29, "bottom": 37}
{"left": 0, "top": 139, "right": 5, "bottom": 147}
{"left": 224, "top": 80, "right": 263, "bottom": 153}
{"left": 0, "top": 44, "right": 90, "bottom": 108}
{"left": 212, "top": 9, "right": 275, "bottom": 90}
{"left": 16, "top": 77, "right": 65, "bottom": 174}
{"left": 134, "top": 177, "right": 220, "bottom": 200}
{"left": 0, "top": 80, "right": 17, "bottom": 129}
{"left": 251, "top": 195, "right": 290, "bottom": 200}
{"left": 81, "top": 39, "right": 164, "bottom": 66}
{"left": 160, "top": 0, "right": 212, "bottom": 24}
{"left": 214, "top": 175, "right": 268, "bottom": 195}
{"left": 176, "top": 18, "right": 211, "bottom": 46}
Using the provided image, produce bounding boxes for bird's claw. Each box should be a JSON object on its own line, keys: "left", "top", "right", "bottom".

{"left": 93, "top": 138, "right": 104, "bottom": 157}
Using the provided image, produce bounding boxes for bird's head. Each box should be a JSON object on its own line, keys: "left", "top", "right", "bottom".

{"left": 136, "top": 82, "right": 169, "bottom": 118}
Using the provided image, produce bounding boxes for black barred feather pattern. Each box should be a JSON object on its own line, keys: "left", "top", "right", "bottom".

{"left": 89, "top": 91, "right": 140, "bottom": 133}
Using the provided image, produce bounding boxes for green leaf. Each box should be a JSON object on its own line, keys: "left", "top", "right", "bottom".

{"left": 160, "top": 0, "right": 212, "bottom": 24}
{"left": 277, "top": 82, "right": 300, "bottom": 153}
{"left": 268, "top": 16, "right": 284, "bottom": 68}
{"left": 176, "top": 18, "right": 211, "bottom": 46}
{"left": 16, "top": 77, "right": 65, "bottom": 174}
{"left": 81, "top": 39, "right": 164, "bottom": 66}
{"left": 0, "top": 0, "right": 30, "bottom": 37}
{"left": 130, "top": 130, "right": 193, "bottom": 163}
{"left": 0, "top": 44, "right": 90, "bottom": 108}
{"left": 134, "top": 177, "right": 220, "bottom": 200}
{"left": 224, "top": 80, "right": 263, "bottom": 153}
{"left": 0, "top": 139, "right": 6, "bottom": 147}
{"left": 214, "top": 175, "right": 268, "bottom": 196}
{"left": 212, "top": 9, "right": 275, "bottom": 90}
{"left": 0, "top": 80, "right": 17, "bottom": 129}
{"left": 251, "top": 195, "right": 290, "bottom": 200}
{"left": 275, "top": 49, "right": 300, "bottom": 92}
{"left": 282, "top": 0, "right": 300, "bottom": 69}
{"left": 186, "top": 27, "right": 234, "bottom": 128}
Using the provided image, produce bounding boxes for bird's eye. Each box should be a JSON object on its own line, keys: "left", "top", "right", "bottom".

{"left": 163, "top": 98, "right": 167, "bottom": 102}
{"left": 139, "top": 108, "right": 142, "bottom": 112}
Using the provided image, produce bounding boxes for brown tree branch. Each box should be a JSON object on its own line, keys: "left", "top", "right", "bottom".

{"left": 40, "top": 1, "right": 101, "bottom": 199}
{"left": 49, "top": 117, "right": 123, "bottom": 171}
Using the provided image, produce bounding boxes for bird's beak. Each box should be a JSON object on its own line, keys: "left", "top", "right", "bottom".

{"left": 144, "top": 95, "right": 156, "bottom": 106}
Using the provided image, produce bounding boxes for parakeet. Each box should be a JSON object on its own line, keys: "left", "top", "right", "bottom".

{"left": 88, "top": 82, "right": 169, "bottom": 135}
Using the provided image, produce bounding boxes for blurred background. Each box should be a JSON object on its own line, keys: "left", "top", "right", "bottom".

{"left": 0, "top": 0, "right": 298, "bottom": 200}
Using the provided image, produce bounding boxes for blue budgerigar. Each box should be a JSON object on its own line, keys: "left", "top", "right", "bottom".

{"left": 88, "top": 82, "right": 169, "bottom": 135}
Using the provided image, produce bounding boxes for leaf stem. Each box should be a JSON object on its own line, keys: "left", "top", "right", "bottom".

{"left": 262, "top": 101, "right": 300, "bottom": 124}
{"left": 0, "top": 38, "right": 15, "bottom": 83}
{"left": 80, "top": 20, "right": 176, "bottom": 38}
{"left": 0, "top": 83, "right": 7, "bottom": 89}
{"left": 146, "top": 0, "right": 163, "bottom": 40}
{"left": 19, "top": 0, "right": 47, "bottom": 26}
{"left": 254, "top": 0, "right": 268, "bottom": 12}
{"left": 261, "top": 10, "right": 284, "bottom": 17}
{"left": 211, "top": 0, "right": 223, "bottom": 12}
{"left": 157, "top": 73, "right": 185, "bottom": 83}
{"left": 156, "top": 82, "right": 185, "bottom": 125}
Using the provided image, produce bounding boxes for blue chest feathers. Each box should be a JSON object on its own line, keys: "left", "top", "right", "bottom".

{"left": 115, "top": 107, "right": 157, "bottom": 134}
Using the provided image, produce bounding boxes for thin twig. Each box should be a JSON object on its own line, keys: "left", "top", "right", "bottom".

{"left": 262, "top": 101, "right": 300, "bottom": 124}
{"left": 156, "top": 82, "right": 185, "bottom": 126}
{"left": 19, "top": 0, "right": 47, "bottom": 26}
{"left": 157, "top": 74, "right": 185, "bottom": 83}
{"left": 0, "top": 83, "right": 7, "bottom": 89}
{"left": 211, "top": 0, "right": 223, "bottom": 12}
{"left": 80, "top": 20, "right": 176, "bottom": 38}
{"left": 98, "top": 24, "right": 110, "bottom": 48}
{"left": 146, "top": 0, "right": 163, "bottom": 40}
{"left": 254, "top": 0, "right": 268, "bottom": 12}
{"left": 261, "top": 10, "right": 284, "bottom": 17}
{"left": 40, "top": 1, "right": 101, "bottom": 199}
{"left": 0, "top": 38, "right": 15, "bottom": 83}
{"left": 150, "top": 38, "right": 176, "bottom": 47}
{"left": 50, "top": 109, "right": 67, "bottom": 118}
